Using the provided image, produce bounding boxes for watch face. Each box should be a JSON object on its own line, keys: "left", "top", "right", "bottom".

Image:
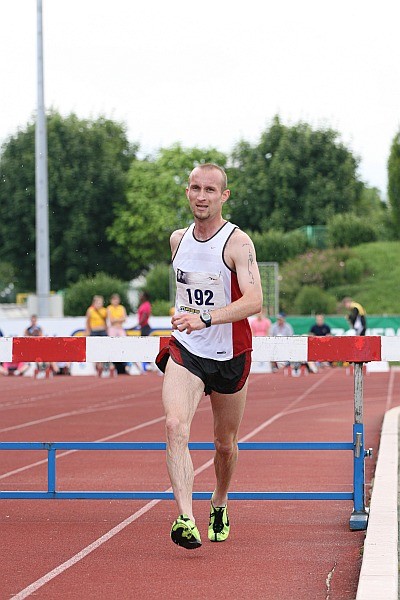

{"left": 201, "top": 313, "right": 211, "bottom": 326}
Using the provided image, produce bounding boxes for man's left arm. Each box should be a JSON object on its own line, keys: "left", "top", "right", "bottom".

{"left": 209, "top": 230, "right": 262, "bottom": 325}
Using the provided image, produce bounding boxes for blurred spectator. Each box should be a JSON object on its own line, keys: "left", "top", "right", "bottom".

{"left": 271, "top": 312, "right": 298, "bottom": 374}
{"left": 85, "top": 295, "right": 113, "bottom": 377}
{"left": 85, "top": 295, "right": 108, "bottom": 337}
{"left": 251, "top": 308, "right": 271, "bottom": 337}
{"left": 53, "top": 362, "right": 71, "bottom": 375}
{"left": 134, "top": 291, "right": 152, "bottom": 372}
{"left": 309, "top": 314, "right": 333, "bottom": 370}
{"left": 107, "top": 293, "right": 128, "bottom": 374}
{"left": 107, "top": 293, "right": 127, "bottom": 337}
{"left": 136, "top": 292, "right": 152, "bottom": 336}
{"left": 309, "top": 314, "right": 331, "bottom": 337}
{"left": 24, "top": 314, "right": 43, "bottom": 336}
{"left": 0, "top": 362, "right": 29, "bottom": 376}
{"left": 342, "top": 297, "right": 367, "bottom": 336}
{"left": 251, "top": 308, "right": 271, "bottom": 371}
{"left": 24, "top": 314, "right": 59, "bottom": 376}
{"left": 271, "top": 312, "right": 293, "bottom": 337}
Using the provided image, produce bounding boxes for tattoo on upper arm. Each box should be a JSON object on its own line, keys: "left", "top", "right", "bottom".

{"left": 243, "top": 243, "right": 255, "bottom": 285}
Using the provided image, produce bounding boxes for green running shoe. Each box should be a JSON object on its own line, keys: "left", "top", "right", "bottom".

{"left": 208, "top": 502, "right": 230, "bottom": 542}
{"left": 170, "top": 514, "right": 202, "bottom": 549}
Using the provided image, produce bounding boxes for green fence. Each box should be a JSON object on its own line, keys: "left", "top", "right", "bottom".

{"left": 280, "top": 315, "right": 400, "bottom": 337}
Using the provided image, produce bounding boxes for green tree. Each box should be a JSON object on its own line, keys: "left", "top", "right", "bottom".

{"left": 327, "top": 213, "right": 378, "bottom": 247}
{"left": 143, "top": 263, "right": 170, "bottom": 302}
{"left": 0, "top": 112, "right": 137, "bottom": 291}
{"left": 250, "top": 229, "right": 310, "bottom": 263}
{"left": 293, "top": 286, "right": 337, "bottom": 315}
{"left": 388, "top": 130, "right": 400, "bottom": 238}
{"left": 108, "top": 144, "right": 227, "bottom": 269}
{"left": 227, "top": 116, "right": 363, "bottom": 232}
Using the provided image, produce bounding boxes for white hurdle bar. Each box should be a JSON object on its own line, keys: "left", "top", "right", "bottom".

{"left": 0, "top": 335, "right": 399, "bottom": 364}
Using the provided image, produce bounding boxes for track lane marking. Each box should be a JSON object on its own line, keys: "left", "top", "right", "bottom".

{"left": 0, "top": 384, "right": 163, "bottom": 432}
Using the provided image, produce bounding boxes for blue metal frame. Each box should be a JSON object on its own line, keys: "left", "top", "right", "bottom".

{"left": 0, "top": 439, "right": 361, "bottom": 521}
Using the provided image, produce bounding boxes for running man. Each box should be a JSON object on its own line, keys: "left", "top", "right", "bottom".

{"left": 156, "top": 163, "right": 263, "bottom": 549}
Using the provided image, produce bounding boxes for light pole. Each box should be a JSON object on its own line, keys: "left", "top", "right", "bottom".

{"left": 35, "top": 0, "right": 50, "bottom": 317}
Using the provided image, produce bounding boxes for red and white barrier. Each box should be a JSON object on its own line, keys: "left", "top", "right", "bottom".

{"left": 0, "top": 335, "right": 399, "bottom": 363}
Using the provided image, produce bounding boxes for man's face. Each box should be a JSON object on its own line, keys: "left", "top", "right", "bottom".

{"left": 186, "top": 168, "right": 230, "bottom": 222}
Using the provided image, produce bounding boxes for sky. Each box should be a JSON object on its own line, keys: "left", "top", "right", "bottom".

{"left": 1, "top": 0, "right": 399, "bottom": 198}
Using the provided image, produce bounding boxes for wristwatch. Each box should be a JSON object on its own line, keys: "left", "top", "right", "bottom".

{"left": 200, "top": 313, "right": 212, "bottom": 328}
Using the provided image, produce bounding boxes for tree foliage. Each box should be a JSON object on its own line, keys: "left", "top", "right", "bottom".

{"left": 0, "top": 112, "right": 137, "bottom": 291}
{"left": 327, "top": 213, "right": 378, "bottom": 247}
{"left": 388, "top": 130, "right": 400, "bottom": 238}
{"left": 108, "top": 144, "right": 227, "bottom": 269}
{"left": 227, "top": 116, "right": 363, "bottom": 231}
{"left": 250, "top": 229, "right": 310, "bottom": 264}
{"left": 279, "top": 247, "right": 367, "bottom": 313}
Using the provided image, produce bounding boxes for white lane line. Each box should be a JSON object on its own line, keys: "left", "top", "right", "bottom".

{"left": 10, "top": 499, "right": 162, "bottom": 600}
{"left": 0, "top": 385, "right": 162, "bottom": 433}
{"left": 10, "top": 372, "right": 331, "bottom": 599}
{"left": 385, "top": 368, "right": 396, "bottom": 412}
{"left": 0, "top": 381, "right": 107, "bottom": 410}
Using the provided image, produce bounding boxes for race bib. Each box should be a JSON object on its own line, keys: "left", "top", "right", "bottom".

{"left": 175, "top": 269, "right": 226, "bottom": 314}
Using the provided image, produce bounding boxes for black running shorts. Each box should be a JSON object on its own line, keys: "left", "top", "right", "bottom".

{"left": 156, "top": 337, "right": 251, "bottom": 396}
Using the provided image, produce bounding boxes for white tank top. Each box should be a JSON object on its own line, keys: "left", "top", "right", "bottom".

{"left": 172, "top": 222, "right": 252, "bottom": 360}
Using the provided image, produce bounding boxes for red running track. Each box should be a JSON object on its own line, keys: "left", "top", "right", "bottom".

{"left": 0, "top": 367, "right": 398, "bottom": 600}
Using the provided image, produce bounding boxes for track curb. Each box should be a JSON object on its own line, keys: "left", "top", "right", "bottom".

{"left": 356, "top": 406, "right": 399, "bottom": 599}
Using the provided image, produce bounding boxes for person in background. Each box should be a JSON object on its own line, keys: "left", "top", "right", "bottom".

{"left": 54, "top": 362, "right": 71, "bottom": 375}
{"left": 86, "top": 295, "right": 108, "bottom": 337}
{"left": 250, "top": 308, "right": 271, "bottom": 337}
{"left": 0, "top": 362, "right": 29, "bottom": 376}
{"left": 107, "top": 293, "right": 127, "bottom": 337}
{"left": 107, "top": 293, "right": 128, "bottom": 374}
{"left": 342, "top": 297, "right": 367, "bottom": 336}
{"left": 309, "top": 314, "right": 331, "bottom": 337}
{"left": 135, "top": 291, "right": 152, "bottom": 372}
{"left": 24, "top": 314, "right": 43, "bottom": 337}
{"left": 271, "top": 312, "right": 296, "bottom": 373}
{"left": 309, "top": 313, "right": 332, "bottom": 370}
{"left": 136, "top": 291, "right": 152, "bottom": 336}
{"left": 24, "top": 314, "right": 57, "bottom": 376}
{"left": 271, "top": 312, "right": 293, "bottom": 337}
{"left": 86, "top": 295, "right": 113, "bottom": 376}
{"left": 251, "top": 308, "right": 271, "bottom": 371}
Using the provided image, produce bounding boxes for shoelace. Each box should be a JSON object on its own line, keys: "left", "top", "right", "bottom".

{"left": 211, "top": 507, "right": 225, "bottom": 533}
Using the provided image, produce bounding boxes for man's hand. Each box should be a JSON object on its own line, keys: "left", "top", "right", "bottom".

{"left": 171, "top": 312, "right": 205, "bottom": 334}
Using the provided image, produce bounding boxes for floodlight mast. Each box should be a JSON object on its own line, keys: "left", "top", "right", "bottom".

{"left": 35, "top": 0, "right": 51, "bottom": 317}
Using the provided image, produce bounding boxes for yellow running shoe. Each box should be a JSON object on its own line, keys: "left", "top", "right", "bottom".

{"left": 170, "top": 514, "right": 202, "bottom": 549}
{"left": 208, "top": 502, "right": 230, "bottom": 542}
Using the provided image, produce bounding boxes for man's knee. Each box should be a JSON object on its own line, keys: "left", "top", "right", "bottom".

{"left": 165, "top": 417, "right": 190, "bottom": 447}
{"left": 214, "top": 436, "right": 237, "bottom": 458}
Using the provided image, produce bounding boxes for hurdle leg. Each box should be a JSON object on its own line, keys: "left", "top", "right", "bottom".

{"left": 47, "top": 446, "right": 56, "bottom": 496}
{"left": 349, "top": 362, "right": 369, "bottom": 530}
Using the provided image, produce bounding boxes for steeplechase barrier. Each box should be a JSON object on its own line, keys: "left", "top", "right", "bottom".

{"left": 1, "top": 335, "right": 399, "bottom": 531}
